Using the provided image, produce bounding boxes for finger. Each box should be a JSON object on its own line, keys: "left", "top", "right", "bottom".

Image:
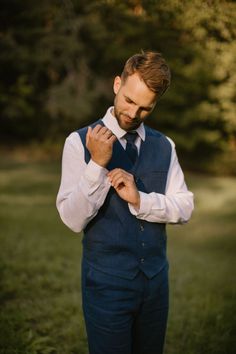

{"left": 110, "top": 171, "right": 132, "bottom": 187}
{"left": 109, "top": 172, "right": 123, "bottom": 184}
{"left": 111, "top": 176, "right": 126, "bottom": 189}
{"left": 107, "top": 168, "right": 122, "bottom": 179}
{"left": 99, "top": 126, "right": 110, "bottom": 135}
{"left": 86, "top": 126, "right": 92, "bottom": 145}
{"left": 91, "top": 124, "right": 102, "bottom": 135}
{"left": 108, "top": 168, "right": 129, "bottom": 179}
{"left": 96, "top": 127, "right": 115, "bottom": 141}
{"left": 107, "top": 134, "right": 117, "bottom": 144}
{"left": 103, "top": 129, "right": 114, "bottom": 138}
{"left": 91, "top": 126, "right": 113, "bottom": 141}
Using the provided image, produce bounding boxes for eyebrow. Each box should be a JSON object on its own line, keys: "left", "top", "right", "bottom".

{"left": 124, "top": 95, "right": 154, "bottom": 111}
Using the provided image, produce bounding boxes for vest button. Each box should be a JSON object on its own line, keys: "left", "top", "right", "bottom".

{"left": 140, "top": 223, "right": 144, "bottom": 231}
{"left": 140, "top": 258, "right": 145, "bottom": 263}
{"left": 141, "top": 242, "right": 145, "bottom": 247}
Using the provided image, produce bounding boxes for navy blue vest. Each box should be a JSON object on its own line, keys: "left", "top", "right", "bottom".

{"left": 77, "top": 119, "right": 172, "bottom": 279}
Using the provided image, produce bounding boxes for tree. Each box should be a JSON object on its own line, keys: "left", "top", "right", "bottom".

{"left": 0, "top": 0, "right": 235, "bottom": 173}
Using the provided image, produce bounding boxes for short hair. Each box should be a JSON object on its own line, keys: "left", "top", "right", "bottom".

{"left": 121, "top": 50, "right": 171, "bottom": 97}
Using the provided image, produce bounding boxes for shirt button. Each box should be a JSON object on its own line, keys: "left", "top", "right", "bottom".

{"left": 140, "top": 258, "right": 145, "bottom": 263}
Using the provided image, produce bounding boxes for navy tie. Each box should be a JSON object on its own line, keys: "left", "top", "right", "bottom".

{"left": 124, "top": 132, "right": 138, "bottom": 164}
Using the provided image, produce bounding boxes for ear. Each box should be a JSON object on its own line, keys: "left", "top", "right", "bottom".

{"left": 113, "top": 76, "right": 121, "bottom": 94}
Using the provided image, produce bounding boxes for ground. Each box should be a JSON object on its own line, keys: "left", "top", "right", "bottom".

{"left": 0, "top": 161, "right": 235, "bottom": 354}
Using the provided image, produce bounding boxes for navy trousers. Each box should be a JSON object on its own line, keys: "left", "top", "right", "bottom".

{"left": 82, "top": 260, "right": 169, "bottom": 354}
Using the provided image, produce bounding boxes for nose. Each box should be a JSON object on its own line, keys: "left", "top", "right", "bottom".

{"left": 128, "top": 105, "right": 139, "bottom": 119}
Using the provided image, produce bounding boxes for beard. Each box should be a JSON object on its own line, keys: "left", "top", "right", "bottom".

{"left": 113, "top": 105, "right": 142, "bottom": 131}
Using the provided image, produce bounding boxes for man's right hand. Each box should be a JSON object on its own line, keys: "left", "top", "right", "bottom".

{"left": 86, "top": 124, "right": 117, "bottom": 168}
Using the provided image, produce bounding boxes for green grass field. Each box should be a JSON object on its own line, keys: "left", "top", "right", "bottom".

{"left": 0, "top": 161, "right": 235, "bottom": 354}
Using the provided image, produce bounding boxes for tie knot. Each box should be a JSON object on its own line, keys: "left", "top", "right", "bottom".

{"left": 124, "top": 132, "right": 138, "bottom": 144}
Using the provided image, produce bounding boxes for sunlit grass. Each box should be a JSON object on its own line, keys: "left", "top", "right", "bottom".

{"left": 166, "top": 174, "right": 236, "bottom": 354}
{"left": 0, "top": 162, "right": 235, "bottom": 353}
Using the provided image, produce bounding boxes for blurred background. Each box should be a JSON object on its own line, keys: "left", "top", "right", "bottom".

{"left": 1, "top": 0, "right": 236, "bottom": 172}
{"left": 0, "top": 0, "right": 235, "bottom": 353}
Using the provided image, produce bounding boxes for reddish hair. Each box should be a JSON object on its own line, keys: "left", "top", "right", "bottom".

{"left": 121, "top": 51, "right": 171, "bottom": 97}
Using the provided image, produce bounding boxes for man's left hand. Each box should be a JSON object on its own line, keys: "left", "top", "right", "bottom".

{"left": 107, "top": 168, "right": 140, "bottom": 210}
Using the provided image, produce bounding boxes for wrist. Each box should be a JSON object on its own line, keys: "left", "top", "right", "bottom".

{"left": 131, "top": 192, "right": 140, "bottom": 210}
{"left": 91, "top": 158, "right": 107, "bottom": 168}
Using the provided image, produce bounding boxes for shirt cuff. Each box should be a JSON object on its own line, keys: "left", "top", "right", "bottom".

{"left": 128, "top": 191, "right": 151, "bottom": 217}
{"left": 129, "top": 191, "right": 165, "bottom": 218}
{"left": 84, "top": 160, "right": 109, "bottom": 195}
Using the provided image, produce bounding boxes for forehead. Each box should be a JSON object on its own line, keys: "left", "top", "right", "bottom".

{"left": 121, "top": 73, "right": 157, "bottom": 107}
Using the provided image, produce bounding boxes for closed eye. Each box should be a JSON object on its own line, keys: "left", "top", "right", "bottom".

{"left": 124, "top": 95, "right": 152, "bottom": 112}
{"left": 125, "top": 97, "right": 133, "bottom": 104}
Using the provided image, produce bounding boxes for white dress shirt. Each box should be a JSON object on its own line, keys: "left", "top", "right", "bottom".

{"left": 56, "top": 107, "right": 194, "bottom": 232}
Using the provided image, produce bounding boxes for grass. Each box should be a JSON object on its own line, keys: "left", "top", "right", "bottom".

{"left": 0, "top": 161, "right": 235, "bottom": 353}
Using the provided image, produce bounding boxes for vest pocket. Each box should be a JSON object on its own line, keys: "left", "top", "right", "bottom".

{"left": 137, "top": 171, "right": 168, "bottom": 194}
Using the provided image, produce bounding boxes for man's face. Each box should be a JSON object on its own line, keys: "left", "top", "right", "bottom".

{"left": 113, "top": 73, "right": 157, "bottom": 131}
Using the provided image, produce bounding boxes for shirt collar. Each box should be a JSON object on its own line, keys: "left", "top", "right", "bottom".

{"left": 102, "top": 107, "right": 146, "bottom": 141}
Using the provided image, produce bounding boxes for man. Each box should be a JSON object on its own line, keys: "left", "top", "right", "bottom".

{"left": 56, "top": 51, "right": 194, "bottom": 354}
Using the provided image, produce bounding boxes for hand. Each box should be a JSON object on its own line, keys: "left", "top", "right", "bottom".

{"left": 107, "top": 168, "right": 140, "bottom": 209}
{"left": 86, "top": 124, "right": 117, "bottom": 167}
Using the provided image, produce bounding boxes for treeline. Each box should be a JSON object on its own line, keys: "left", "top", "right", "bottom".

{"left": 0, "top": 0, "right": 235, "bottom": 172}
